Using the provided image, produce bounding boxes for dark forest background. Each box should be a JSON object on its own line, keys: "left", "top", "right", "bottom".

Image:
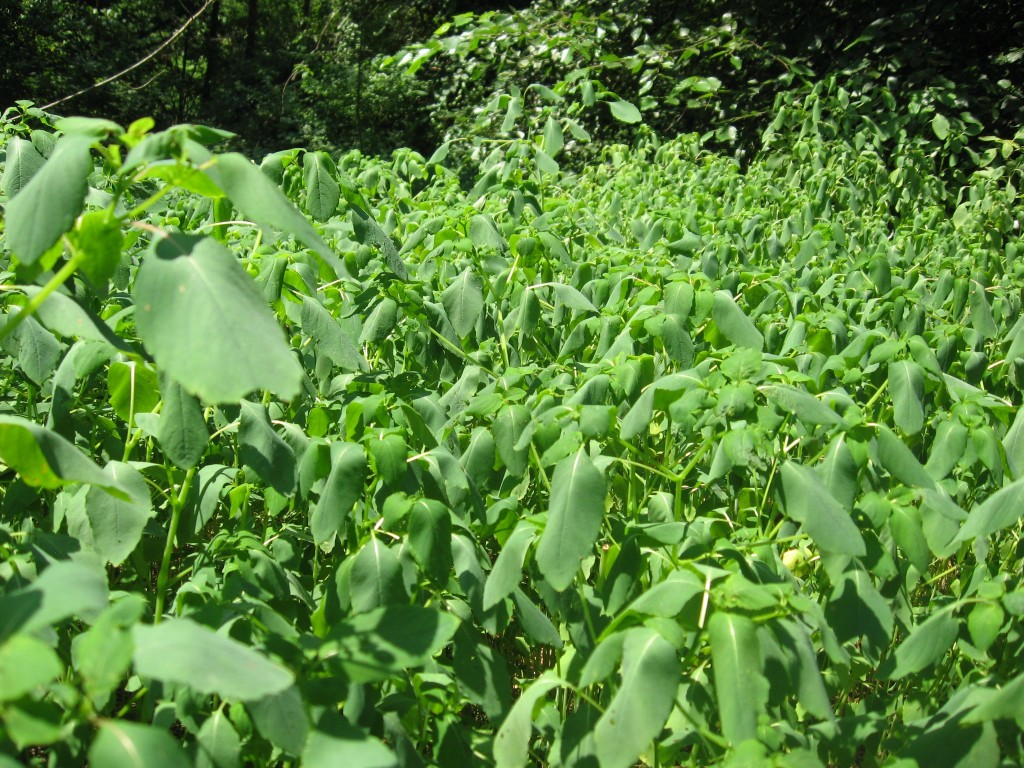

{"left": 1, "top": 0, "right": 1021, "bottom": 158}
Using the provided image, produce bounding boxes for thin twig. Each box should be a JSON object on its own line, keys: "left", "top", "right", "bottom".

{"left": 41, "top": 0, "right": 216, "bottom": 112}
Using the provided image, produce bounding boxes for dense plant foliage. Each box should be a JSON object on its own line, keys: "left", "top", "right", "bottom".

{"left": 0, "top": 1, "right": 1023, "bottom": 765}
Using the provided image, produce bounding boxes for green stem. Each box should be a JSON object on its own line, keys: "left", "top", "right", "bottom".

{"left": 0, "top": 253, "right": 83, "bottom": 342}
{"left": 153, "top": 465, "right": 197, "bottom": 623}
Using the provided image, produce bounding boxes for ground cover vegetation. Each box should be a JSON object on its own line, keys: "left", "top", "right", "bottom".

{"left": 1, "top": 0, "right": 1024, "bottom": 766}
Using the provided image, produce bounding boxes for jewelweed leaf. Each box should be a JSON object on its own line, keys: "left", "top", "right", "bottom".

{"left": 303, "top": 150, "right": 340, "bottom": 222}
{"left": 608, "top": 99, "right": 642, "bottom": 124}
{"left": 711, "top": 291, "right": 763, "bottom": 350}
{"left": 84, "top": 462, "right": 153, "bottom": 566}
{"left": 441, "top": 268, "right": 484, "bottom": 338}
{"left": 89, "top": 721, "right": 191, "bottom": 768}
{"left": 536, "top": 449, "right": 606, "bottom": 592}
{"left": 889, "top": 360, "right": 925, "bottom": 434}
{"left": 300, "top": 295, "right": 367, "bottom": 372}
{"left": 196, "top": 710, "right": 242, "bottom": 768}
{"left": 0, "top": 415, "right": 120, "bottom": 492}
{"left": 408, "top": 498, "right": 453, "bottom": 584}
{"left": 493, "top": 672, "right": 562, "bottom": 768}
{"left": 0, "top": 560, "right": 109, "bottom": 642}
{"left": 780, "top": 461, "right": 866, "bottom": 556}
{"left": 310, "top": 441, "right": 366, "bottom": 547}
{"left": 879, "top": 608, "right": 958, "bottom": 680}
{"left": 0, "top": 636, "right": 63, "bottom": 702}
{"left": 133, "top": 233, "right": 302, "bottom": 403}
{"left": 206, "top": 152, "right": 343, "bottom": 275}
{"left": 157, "top": 372, "right": 209, "bottom": 469}
{"left": 247, "top": 686, "right": 309, "bottom": 757}
{"left": 349, "top": 537, "right": 407, "bottom": 613}
{"left": 303, "top": 711, "right": 398, "bottom": 768}
{"left": 708, "top": 611, "right": 767, "bottom": 745}
{"left": 593, "top": 627, "right": 679, "bottom": 768}
{"left": 5, "top": 135, "right": 92, "bottom": 264}
{"left": 484, "top": 521, "right": 537, "bottom": 610}
{"left": 238, "top": 401, "right": 296, "bottom": 496}
{"left": 132, "top": 618, "right": 294, "bottom": 700}
{"left": 0, "top": 137, "right": 46, "bottom": 197}
{"left": 954, "top": 475, "right": 1024, "bottom": 544}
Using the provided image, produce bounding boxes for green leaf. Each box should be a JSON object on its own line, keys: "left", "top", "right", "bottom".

{"left": 89, "top": 721, "right": 191, "bottom": 768}
{"left": 542, "top": 116, "right": 564, "bottom": 157}
{"left": 0, "top": 560, "right": 109, "bottom": 642}
{"left": 368, "top": 432, "right": 407, "bottom": 486}
{"left": 468, "top": 214, "right": 506, "bottom": 251}
{"left": 197, "top": 709, "right": 242, "bottom": 768}
{"left": 0, "top": 636, "right": 62, "bottom": 702}
{"left": 954, "top": 476, "right": 1024, "bottom": 543}
{"left": 875, "top": 426, "right": 936, "bottom": 490}
{"left": 247, "top": 686, "right": 309, "bottom": 756}
{"left": 27, "top": 287, "right": 126, "bottom": 347}
{"left": 302, "top": 711, "right": 398, "bottom": 768}
{"left": 0, "top": 415, "right": 117, "bottom": 491}
{"left": 157, "top": 373, "right": 209, "bottom": 469}
{"left": 310, "top": 441, "right": 365, "bottom": 547}
{"left": 303, "top": 151, "right": 340, "bottom": 222}
{"left": 932, "top": 112, "right": 950, "bottom": 140}
{"left": 762, "top": 385, "right": 842, "bottom": 426}
{"left": 71, "top": 207, "right": 124, "bottom": 285}
{"left": 880, "top": 608, "right": 958, "bottom": 680}
{"left": 206, "top": 152, "right": 342, "bottom": 274}
{"left": 511, "top": 588, "right": 561, "bottom": 647}
{"left": 712, "top": 291, "right": 763, "bottom": 350}
{"left": 493, "top": 671, "right": 561, "bottom": 768}
{"left": 359, "top": 297, "right": 399, "bottom": 344}
{"left": 84, "top": 462, "right": 154, "bottom": 566}
{"left": 71, "top": 596, "right": 144, "bottom": 710}
{"left": 484, "top": 521, "right": 536, "bottom": 610}
{"left": 329, "top": 606, "right": 459, "bottom": 683}
{"left": 609, "top": 99, "right": 642, "bottom": 124}
{"left": 107, "top": 361, "right": 160, "bottom": 425}
{"left": 963, "top": 673, "right": 1024, "bottom": 723}
{"left": 4, "top": 135, "right": 92, "bottom": 263}
{"left": 132, "top": 618, "right": 294, "bottom": 701}
{"left": 133, "top": 233, "right": 302, "bottom": 403}
{"left": 238, "top": 400, "right": 296, "bottom": 496}
{"left": 349, "top": 537, "right": 407, "bottom": 613}
{"left": 708, "top": 612, "right": 766, "bottom": 745}
{"left": 300, "top": 296, "right": 367, "bottom": 372}
{"left": 441, "top": 268, "right": 484, "bottom": 338}
{"left": 536, "top": 449, "right": 607, "bottom": 591}
{"left": 825, "top": 567, "right": 893, "bottom": 662}
{"left": 0, "top": 137, "right": 46, "bottom": 197}
{"left": 408, "top": 498, "right": 453, "bottom": 584}
{"left": 452, "top": 626, "right": 512, "bottom": 718}
{"left": 594, "top": 627, "right": 679, "bottom": 768}
{"left": 493, "top": 404, "right": 531, "bottom": 477}
{"left": 967, "top": 602, "right": 1004, "bottom": 652}
{"left": 780, "top": 462, "right": 866, "bottom": 556}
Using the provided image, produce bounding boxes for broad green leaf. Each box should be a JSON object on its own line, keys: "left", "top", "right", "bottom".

{"left": 712, "top": 291, "right": 763, "bottom": 350}
{"left": 310, "top": 441, "right": 365, "bottom": 547}
{"left": 875, "top": 426, "right": 936, "bottom": 490}
{"left": 300, "top": 295, "right": 366, "bottom": 372}
{"left": 494, "top": 672, "right": 562, "bottom": 768}
{"left": 493, "top": 404, "right": 531, "bottom": 476}
{"left": 368, "top": 432, "right": 407, "bottom": 486}
{"left": 536, "top": 449, "right": 607, "bottom": 591}
{"left": 197, "top": 710, "right": 242, "bottom": 768}
{"left": 594, "top": 627, "right": 679, "bottom": 768}
{"left": 549, "top": 283, "right": 598, "bottom": 313}
{"left": 89, "top": 721, "right": 191, "bottom": 768}
{"left": 351, "top": 208, "right": 408, "bottom": 280}
{"left": 954, "top": 475, "right": 1024, "bottom": 543}
{"left": 772, "top": 619, "right": 834, "bottom": 721}
{"left": 107, "top": 361, "right": 160, "bottom": 425}
{"left": 408, "top": 498, "right": 453, "bottom": 584}
{"left": 660, "top": 315, "right": 694, "bottom": 366}
{"left": 483, "top": 521, "right": 536, "bottom": 609}
{"left": 84, "top": 462, "right": 154, "bottom": 566}
{"left": 0, "top": 137, "right": 45, "bottom": 197}
{"left": 303, "top": 151, "right": 340, "bottom": 221}
{"left": 762, "top": 385, "right": 842, "bottom": 426}
{"left": 452, "top": 626, "right": 512, "bottom": 718}
{"left": 963, "top": 673, "right": 1024, "bottom": 723}
{"left": 238, "top": 400, "right": 296, "bottom": 496}
{"left": 926, "top": 419, "right": 968, "bottom": 480}
{"left": 349, "top": 537, "right": 407, "bottom": 613}
{"left": 206, "top": 152, "right": 342, "bottom": 273}
{"left": 359, "top": 296, "right": 399, "bottom": 343}
{"left": 880, "top": 608, "right": 958, "bottom": 680}
{"left": 0, "top": 636, "right": 62, "bottom": 702}
{"left": 26, "top": 286, "right": 126, "bottom": 347}
{"left": 511, "top": 588, "right": 561, "bottom": 647}
{"left": 0, "top": 415, "right": 117, "bottom": 490}
{"left": 302, "top": 711, "right": 398, "bottom": 768}
{"left": 133, "top": 233, "right": 302, "bottom": 403}
{"left": 967, "top": 602, "right": 1004, "bottom": 652}
{"left": 441, "top": 268, "right": 484, "bottom": 338}
{"left": 708, "top": 611, "right": 766, "bottom": 744}
{"left": 825, "top": 567, "right": 894, "bottom": 663}
{"left": 543, "top": 116, "right": 564, "bottom": 156}
{"left": 609, "top": 99, "right": 642, "bottom": 123}
{"left": 13, "top": 314, "right": 62, "bottom": 385}
{"left": 132, "top": 618, "right": 293, "bottom": 700}
{"left": 248, "top": 686, "right": 309, "bottom": 756}
{"left": 330, "top": 606, "right": 459, "bottom": 683}
{"left": 889, "top": 360, "right": 925, "bottom": 433}
{"left": 5, "top": 135, "right": 92, "bottom": 263}
{"left": 157, "top": 373, "right": 209, "bottom": 469}
{"left": 780, "top": 462, "right": 866, "bottom": 556}
{"left": 71, "top": 596, "right": 145, "bottom": 710}
{"left": 468, "top": 214, "right": 506, "bottom": 251}
{"left": 1001, "top": 407, "right": 1024, "bottom": 480}
{"left": 932, "top": 112, "right": 950, "bottom": 140}
{"left": 0, "top": 560, "right": 108, "bottom": 642}
{"left": 71, "top": 207, "right": 123, "bottom": 285}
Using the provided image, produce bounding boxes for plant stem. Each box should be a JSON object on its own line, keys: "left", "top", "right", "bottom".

{"left": 0, "top": 252, "right": 83, "bottom": 342}
{"left": 153, "top": 465, "right": 197, "bottom": 623}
